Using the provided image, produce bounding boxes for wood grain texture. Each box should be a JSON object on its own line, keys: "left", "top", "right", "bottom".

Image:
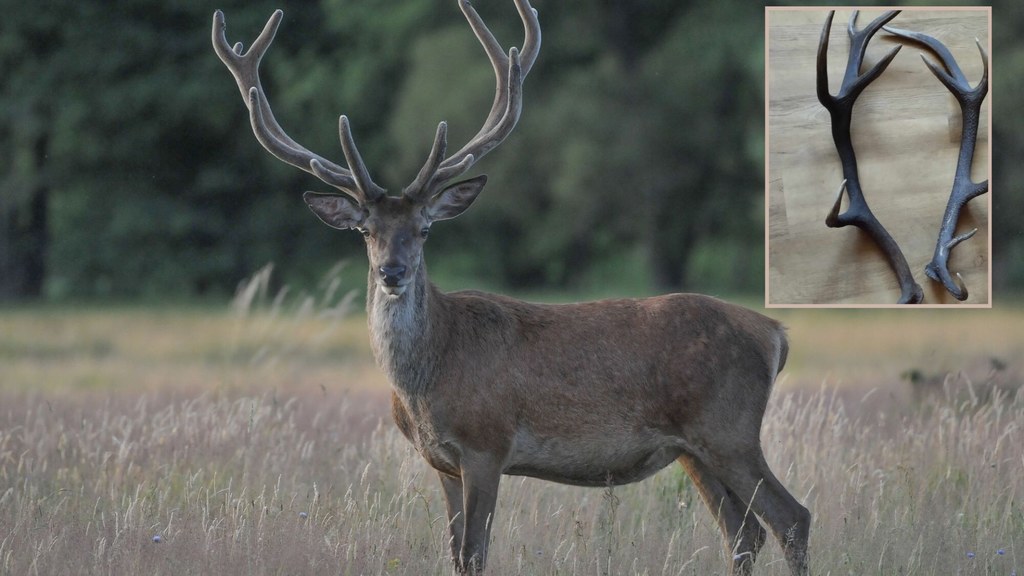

{"left": 767, "top": 9, "right": 990, "bottom": 306}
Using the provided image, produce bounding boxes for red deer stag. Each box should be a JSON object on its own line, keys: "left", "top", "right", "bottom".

{"left": 212, "top": 2, "right": 809, "bottom": 574}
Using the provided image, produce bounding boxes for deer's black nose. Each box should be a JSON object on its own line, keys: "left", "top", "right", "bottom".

{"left": 379, "top": 265, "right": 407, "bottom": 287}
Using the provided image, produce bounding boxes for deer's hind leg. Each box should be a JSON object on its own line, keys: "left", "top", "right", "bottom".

{"left": 678, "top": 453, "right": 767, "bottom": 576}
{"left": 713, "top": 451, "right": 810, "bottom": 576}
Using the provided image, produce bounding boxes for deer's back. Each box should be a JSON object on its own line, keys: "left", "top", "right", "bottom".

{"left": 435, "top": 291, "right": 785, "bottom": 425}
{"left": 443, "top": 290, "right": 785, "bottom": 373}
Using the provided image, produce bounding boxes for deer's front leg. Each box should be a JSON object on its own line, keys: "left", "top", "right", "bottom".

{"left": 438, "top": 472, "right": 465, "bottom": 566}
{"left": 458, "top": 456, "right": 502, "bottom": 574}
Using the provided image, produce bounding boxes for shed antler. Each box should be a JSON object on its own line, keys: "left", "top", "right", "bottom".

{"left": 403, "top": 0, "right": 541, "bottom": 201}
{"left": 817, "top": 10, "right": 924, "bottom": 304}
{"left": 212, "top": 10, "right": 385, "bottom": 204}
{"left": 883, "top": 26, "right": 989, "bottom": 301}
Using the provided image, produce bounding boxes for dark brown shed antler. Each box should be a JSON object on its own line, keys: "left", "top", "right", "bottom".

{"left": 817, "top": 10, "right": 924, "bottom": 304}
{"left": 402, "top": 0, "right": 541, "bottom": 201}
{"left": 212, "top": 10, "right": 385, "bottom": 205}
{"left": 883, "top": 26, "right": 989, "bottom": 301}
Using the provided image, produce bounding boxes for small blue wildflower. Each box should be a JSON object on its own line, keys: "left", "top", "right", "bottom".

{"left": 152, "top": 534, "right": 162, "bottom": 543}
{"left": 966, "top": 551, "right": 975, "bottom": 559}
{"left": 996, "top": 549, "right": 1005, "bottom": 555}
{"left": 299, "top": 511, "right": 308, "bottom": 519}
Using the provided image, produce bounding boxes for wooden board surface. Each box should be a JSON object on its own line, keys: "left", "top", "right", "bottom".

{"left": 766, "top": 9, "right": 990, "bottom": 306}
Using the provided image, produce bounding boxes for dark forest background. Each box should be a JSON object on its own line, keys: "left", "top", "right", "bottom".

{"left": 1, "top": 0, "right": 1018, "bottom": 302}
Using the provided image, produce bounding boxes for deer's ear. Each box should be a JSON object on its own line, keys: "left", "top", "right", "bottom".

{"left": 426, "top": 175, "right": 487, "bottom": 222}
{"left": 303, "top": 192, "right": 367, "bottom": 230}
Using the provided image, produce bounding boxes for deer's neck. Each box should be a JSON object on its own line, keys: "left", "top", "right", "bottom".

{"left": 366, "top": 264, "right": 445, "bottom": 395}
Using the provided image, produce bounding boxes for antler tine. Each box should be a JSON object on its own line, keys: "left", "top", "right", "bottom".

{"left": 816, "top": 11, "right": 836, "bottom": 107}
{"left": 455, "top": 0, "right": 538, "bottom": 136}
{"left": 403, "top": 123, "right": 450, "bottom": 200}
{"left": 925, "top": 259, "right": 970, "bottom": 300}
{"left": 817, "top": 10, "right": 922, "bottom": 304}
{"left": 846, "top": 10, "right": 859, "bottom": 39}
{"left": 243, "top": 88, "right": 356, "bottom": 192}
{"left": 853, "top": 10, "right": 900, "bottom": 40}
{"left": 884, "top": 25, "right": 967, "bottom": 83}
{"left": 885, "top": 26, "right": 989, "bottom": 300}
{"left": 976, "top": 39, "right": 989, "bottom": 93}
{"left": 339, "top": 116, "right": 385, "bottom": 201}
{"left": 435, "top": 47, "right": 524, "bottom": 183}
{"left": 825, "top": 179, "right": 848, "bottom": 227}
{"left": 404, "top": 0, "right": 538, "bottom": 197}
{"left": 844, "top": 11, "right": 902, "bottom": 99}
{"left": 513, "top": 0, "right": 542, "bottom": 75}
{"left": 884, "top": 26, "right": 988, "bottom": 102}
{"left": 213, "top": 10, "right": 377, "bottom": 203}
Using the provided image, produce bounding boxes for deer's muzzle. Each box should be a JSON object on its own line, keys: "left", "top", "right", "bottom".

{"left": 379, "top": 265, "right": 407, "bottom": 288}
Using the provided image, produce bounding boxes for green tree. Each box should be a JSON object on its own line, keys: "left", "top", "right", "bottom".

{"left": 990, "top": 0, "right": 1024, "bottom": 291}
{"left": 0, "top": 3, "right": 67, "bottom": 298}
{"left": 4, "top": 0, "right": 1015, "bottom": 301}
{"left": 386, "top": 0, "right": 764, "bottom": 292}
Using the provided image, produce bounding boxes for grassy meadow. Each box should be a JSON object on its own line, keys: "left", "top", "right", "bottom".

{"left": 0, "top": 275, "right": 1022, "bottom": 574}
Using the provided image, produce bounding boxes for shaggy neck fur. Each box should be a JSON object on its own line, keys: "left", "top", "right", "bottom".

{"left": 366, "top": 263, "right": 442, "bottom": 395}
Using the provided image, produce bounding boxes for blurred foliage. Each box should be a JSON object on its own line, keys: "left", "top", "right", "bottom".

{"left": 0, "top": 0, "right": 1017, "bottom": 301}
{"left": 989, "top": 0, "right": 1024, "bottom": 291}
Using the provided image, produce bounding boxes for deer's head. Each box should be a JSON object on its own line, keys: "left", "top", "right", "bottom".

{"left": 303, "top": 168, "right": 487, "bottom": 297}
{"left": 212, "top": 2, "right": 540, "bottom": 297}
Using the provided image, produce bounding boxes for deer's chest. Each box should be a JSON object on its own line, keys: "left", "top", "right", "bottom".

{"left": 391, "top": 393, "right": 461, "bottom": 476}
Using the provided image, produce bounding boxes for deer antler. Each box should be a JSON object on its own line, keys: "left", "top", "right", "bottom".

{"left": 403, "top": 0, "right": 541, "bottom": 201}
{"left": 817, "top": 10, "right": 924, "bottom": 304}
{"left": 883, "top": 26, "right": 989, "bottom": 301}
{"left": 212, "top": 10, "right": 385, "bottom": 204}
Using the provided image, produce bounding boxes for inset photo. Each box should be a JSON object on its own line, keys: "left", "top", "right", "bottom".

{"left": 766, "top": 7, "right": 991, "bottom": 307}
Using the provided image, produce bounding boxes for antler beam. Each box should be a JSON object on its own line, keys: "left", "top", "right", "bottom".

{"left": 403, "top": 0, "right": 541, "bottom": 201}
{"left": 817, "top": 10, "right": 924, "bottom": 304}
{"left": 884, "top": 26, "right": 989, "bottom": 301}
{"left": 212, "top": 10, "right": 385, "bottom": 204}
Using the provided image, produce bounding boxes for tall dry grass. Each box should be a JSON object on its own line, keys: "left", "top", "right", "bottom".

{"left": 1, "top": 382, "right": 1020, "bottom": 575}
{"left": 0, "top": 270, "right": 1022, "bottom": 574}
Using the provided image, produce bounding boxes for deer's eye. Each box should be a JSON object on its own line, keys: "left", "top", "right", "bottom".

{"left": 420, "top": 228, "right": 430, "bottom": 239}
